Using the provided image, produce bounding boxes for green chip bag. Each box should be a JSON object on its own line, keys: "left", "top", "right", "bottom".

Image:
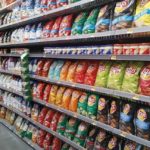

{"left": 107, "top": 62, "right": 127, "bottom": 90}
{"left": 82, "top": 8, "right": 99, "bottom": 34}
{"left": 87, "top": 94, "right": 99, "bottom": 120}
{"left": 71, "top": 12, "right": 89, "bottom": 35}
{"left": 122, "top": 62, "right": 144, "bottom": 93}
{"left": 77, "top": 92, "right": 89, "bottom": 116}
{"left": 95, "top": 61, "right": 112, "bottom": 87}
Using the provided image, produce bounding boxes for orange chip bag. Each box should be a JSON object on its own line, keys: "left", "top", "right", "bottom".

{"left": 66, "top": 61, "right": 78, "bottom": 82}
{"left": 69, "top": 90, "right": 82, "bottom": 112}
{"left": 60, "top": 61, "right": 72, "bottom": 80}
{"left": 55, "top": 87, "right": 66, "bottom": 106}
{"left": 61, "top": 88, "right": 73, "bottom": 109}
{"left": 48, "top": 85, "right": 58, "bottom": 104}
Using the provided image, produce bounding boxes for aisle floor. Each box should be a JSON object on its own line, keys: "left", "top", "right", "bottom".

{"left": 0, "top": 123, "right": 33, "bottom": 150}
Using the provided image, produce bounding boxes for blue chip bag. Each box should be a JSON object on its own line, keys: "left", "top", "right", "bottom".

{"left": 48, "top": 61, "right": 58, "bottom": 80}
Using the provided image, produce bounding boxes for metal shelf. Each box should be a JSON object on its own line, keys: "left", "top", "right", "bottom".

{"left": 0, "top": 26, "right": 150, "bottom": 47}
{"left": 0, "top": 53, "right": 21, "bottom": 57}
{"left": 0, "top": 69, "right": 21, "bottom": 76}
{"left": 0, "top": 0, "right": 21, "bottom": 14}
{"left": 0, "top": 102, "right": 85, "bottom": 150}
{"left": 0, "top": 0, "right": 114, "bottom": 31}
{"left": 32, "top": 98, "right": 150, "bottom": 148}
{"left": 31, "top": 75, "right": 150, "bottom": 104}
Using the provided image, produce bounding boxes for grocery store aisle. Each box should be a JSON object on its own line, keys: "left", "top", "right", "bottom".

{"left": 0, "top": 124, "right": 33, "bottom": 150}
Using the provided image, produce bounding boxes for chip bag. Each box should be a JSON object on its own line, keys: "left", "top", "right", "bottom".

{"left": 42, "top": 60, "right": 52, "bottom": 77}
{"left": 52, "top": 137, "right": 62, "bottom": 150}
{"left": 60, "top": 61, "right": 72, "bottom": 80}
{"left": 36, "top": 60, "right": 45, "bottom": 76}
{"left": 48, "top": 85, "right": 58, "bottom": 104}
{"left": 36, "top": 82, "right": 46, "bottom": 100}
{"left": 82, "top": 8, "right": 99, "bottom": 34}
{"left": 57, "top": 0, "right": 68, "bottom": 8}
{"left": 43, "top": 133, "right": 53, "bottom": 150}
{"left": 139, "top": 63, "right": 150, "bottom": 96}
{"left": 38, "top": 107, "right": 49, "bottom": 124}
{"left": 95, "top": 61, "right": 112, "bottom": 87}
{"left": 107, "top": 62, "right": 127, "bottom": 90}
{"left": 48, "top": 61, "right": 58, "bottom": 80}
{"left": 69, "top": 90, "right": 81, "bottom": 112}
{"left": 43, "top": 84, "right": 51, "bottom": 102}
{"left": 43, "top": 110, "right": 55, "bottom": 127}
{"left": 84, "top": 61, "right": 99, "bottom": 86}
{"left": 48, "top": 0, "right": 57, "bottom": 10}
{"left": 122, "top": 62, "right": 144, "bottom": 93}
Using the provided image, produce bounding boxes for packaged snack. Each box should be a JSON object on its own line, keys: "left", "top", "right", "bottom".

{"left": 57, "top": 0, "right": 68, "bottom": 7}
{"left": 74, "top": 122, "right": 89, "bottom": 146}
{"left": 52, "top": 137, "right": 62, "bottom": 150}
{"left": 48, "top": 61, "right": 58, "bottom": 80}
{"left": 108, "top": 100, "right": 120, "bottom": 128}
{"left": 36, "top": 23, "right": 43, "bottom": 39}
{"left": 96, "top": 4, "right": 114, "bottom": 32}
{"left": 50, "top": 17, "right": 63, "bottom": 37}
{"left": 77, "top": 92, "right": 88, "bottom": 116}
{"left": 38, "top": 107, "right": 48, "bottom": 124}
{"left": 32, "top": 126, "right": 39, "bottom": 143}
{"left": 34, "top": 0, "right": 42, "bottom": 15}
{"left": 74, "top": 61, "right": 88, "bottom": 84}
{"left": 37, "top": 129, "right": 47, "bottom": 148}
{"left": 42, "top": 21, "right": 55, "bottom": 38}
{"left": 36, "top": 60, "right": 45, "bottom": 76}
{"left": 48, "top": 85, "right": 58, "bottom": 104}
{"left": 61, "top": 144, "right": 70, "bottom": 150}
{"left": 135, "top": 107, "right": 150, "bottom": 140}
{"left": 55, "top": 86, "right": 66, "bottom": 106}
{"left": 60, "top": 61, "right": 72, "bottom": 80}
{"left": 26, "top": 124, "right": 34, "bottom": 140}
{"left": 57, "top": 114, "right": 68, "bottom": 135}
{"left": 85, "top": 127, "right": 98, "bottom": 150}
{"left": 48, "top": 0, "right": 57, "bottom": 10}
{"left": 71, "top": 12, "right": 89, "bottom": 35}
{"left": 69, "top": 0, "right": 80, "bottom": 3}
{"left": 107, "top": 62, "right": 127, "bottom": 90}
{"left": 31, "top": 104, "right": 40, "bottom": 122}
{"left": 84, "top": 61, "right": 99, "bottom": 86}
{"left": 113, "top": 44, "right": 123, "bottom": 55}
{"left": 139, "top": 43, "right": 150, "bottom": 55}
{"left": 69, "top": 90, "right": 81, "bottom": 112}
{"left": 64, "top": 118, "right": 79, "bottom": 140}
{"left": 14, "top": 116, "right": 23, "bottom": 131}
{"left": 24, "top": 25, "right": 31, "bottom": 41}
{"left": 43, "top": 110, "right": 55, "bottom": 127}
{"left": 43, "top": 84, "right": 51, "bottom": 102}
{"left": 29, "top": 24, "right": 37, "bottom": 40}
{"left": 26, "top": 0, "right": 34, "bottom": 17}
{"left": 120, "top": 101, "right": 136, "bottom": 134}
{"left": 32, "top": 82, "right": 38, "bottom": 97}
{"left": 41, "top": 0, "right": 48, "bottom": 12}
{"left": 36, "top": 82, "right": 46, "bottom": 100}
{"left": 97, "top": 97, "right": 109, "bottom": 124}
{"left": 66, "top": 61, "right": 78, "bottom": 82}
{"left": 9, "top": 112, "right": 16, "bottom": 125}
{"left": 95, "top": 61, "right": 112, "bottom": 87}
{"left": 53, "top": 60, "right": 65, "bottom": 80}
{"left": 134, "top": 0, "right": 150, "bottom": 27}
{"left": 123, "top": 140, "right": 143, "bottom": 150}
{"left": 43, "top": 133, "right": 53, "bottom": 150}
{"left": 61, "top": 88, "right": 73, "bottom": 109}
{"left": 107, "top": 136, "right": 119, "bottom": 150}
{"left": 139, "top": 63, "right": 150, "bottom": 96}
{"left": 42, "top": 60, "right": 52, "bottom": 77}
{"left": 112, "top": 0, "right": 136, "bottom": 30}
{"left": 87, "top": 94, "right": 99, "bottom": 120}
{"left": 122, "top": 62, "right": 144, "bottom": 93}
{"left": 129, "top": 44, "right": 139, "bottom": 55}
{"left": 82, "top": 8, "right": 99, "bottom": 34}
{"left": 122, "top": 44, "right": 130, "bottom": 55}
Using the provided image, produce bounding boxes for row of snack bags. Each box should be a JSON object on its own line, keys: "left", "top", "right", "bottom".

{"left": 1, "top": 106, "right": 148, "bottom": 150}
{"left": 31, "top": 80, "right": 150, "bottom": 140}
{"left": 0, "top": 0, "right": 15, "bottom": 8}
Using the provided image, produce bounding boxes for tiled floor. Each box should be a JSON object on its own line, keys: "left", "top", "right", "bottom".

{"left": 0, "top": 124, "right": 33, "bottom": 150}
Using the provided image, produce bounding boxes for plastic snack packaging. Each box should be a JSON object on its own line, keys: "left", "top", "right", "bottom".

{"left": 36, "top": 23, "right": 43, "bottom": 39}
{"left": 71, "top": 12, "right": 89, "bottom": 35}
{"left": 66, "top": 61, "right": 78, "bottom": 82}
{"left": 122, "top": 61, "right": 144, "bottom": 93}
{"left": 57, "top": 0, "right": 68, "bottom": 7}
{"left": 29, "top": 24, "right": 37, "bottom": 40}
{"left": 52, "top": 137, "right": 62, "bottom": 150}
{"left": 31, "top": 104, "right": 40, "bottom": 122}
{"left": 69, "top": 90, "right": 81, "bottom": 112}
{"left": 95, "top": 61, "right": 112, "bottom": 87}
{"left": 48, "top": 61, "right": 58, "bottom": 80}
{"left": 74, "top": 61, "right": 88, "bottom": 84}
{"left": 24, "top": 25, "right": 31, "bottom": 41}
{"left": 97, "top": 97, "right": 109, "bottom": 124}
{"left": 113, "top": 44, "right": 123, "bottom": 55}
{"left": 134, "top": 0, "right": 150, "bottom": 27}
{"left": 84, "top": 61, "right": 99, "bottom": 86}
{"left": 34, "top": 0, "right": 42, "bottom": 15}
{"left": 83, "top": 8, "right": 99, "bottom": 34}
{"left": 61, "top": 88, "right": 73, "bottom": 109}
{"left": 43, "top": 84, "right": 51, "bottom": 102}
{"left": 87, "top": 94, "right": 99, "bottom": 120}
{"left": 48, "top": 0, "right": 57, "bottom": 10}
{"left": 107, "top": 61, "right": 127, "bottom": 90}
{"left": 36, "top": 60, "right": 45, "bottom": 76}
{"left": 69, "top": 0, "right": 80, "bottom": 3}
{"left": 107, "top": 136, "right": 120, "bottom": 150}
{"left": 42, "top": 60, "right": 53, "bottom": 77}
{"left": 123, "top": 140, "right": 143, "bottom": 150}
{"left": 41, "top": 0, "right": 48, "bottom": 12}
{"left": 32, "top": 126, "right": 39, "bottom": 143}
{"left": 77, "top": 92, "right": 88, "bottom": 116}
{"left": 139, "top": 43, "right": 150, "bottom": 55}
{"left": 43, "top": 133, "right": 53, "bottom": 150}
{"left": 48, "top": 85, "right": 58, "bottom": 104}
{"left": 37, "top": 129, "right": 47, "bottom": 148}
{"left": 26, "top": 0, "right": 34, "bottom": 17}
{"left": 38, "top": 107, "right": 49, "bottom": 124}
{"left": 36, "top": 82, "right": 46, "bottom": 100}
{"left": 60, "top": 61, "right": 72, "bottom": 80}
{"left": 73, "top": 122, "right": 89, "bottom": 146}
{"left": 139, "top": 63, "right": 150, "bottom": 96}
{"left": 55, "top": 86, "right": 66, "bottom": 106}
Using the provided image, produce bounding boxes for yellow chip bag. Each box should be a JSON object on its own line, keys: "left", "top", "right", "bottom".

{"left": 48, "top": 85, "right": 58, "bottom": 104}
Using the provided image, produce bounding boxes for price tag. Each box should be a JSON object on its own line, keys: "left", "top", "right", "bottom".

{"left": 127, "top": 28, "right": 133, "bottom": 34}
{"left": 120, "top": 131, "right": 128, "bottom": 137}
{"left": 111, "top": 55, "right": 117, "bottom": 60}
{"left": 132, "top": 94, "right": 140, "bottom": 100}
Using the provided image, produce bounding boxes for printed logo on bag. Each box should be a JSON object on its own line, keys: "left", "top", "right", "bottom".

{"left": 137, "top": 109, "right": 147, "bottom": 121}
{"left": 98, "top": 98, "right": 106, "bottom": 111}
{"left": 124, "top": 142, "right": 136, "bottom": 150}
{"left": 88, "top": 95, "right": 96, "bottom": 106}
{"left": 87, "top": 65, "right": 95, "bottom": 73}
{"left": 110, "top": 101, "right": 117, "bottom": 114}
{"left": 99, "top": 5, "right": 107, "bottom": 17}
{"left": 126, "top": 67, "right": 137, "bottom": 75}
{"left": 99, "top": 64, "right": 105, "bottom": 72}
{"left": 141, "top": 68, "right": 150, "bottom": 79}
{"left": 97, "top": 131, "right": 106, "bottom": 142}
{"left": 123, "top": 104, "right": 131, "bottom": 115}
{"left": 115, "top": 0, "right": 129, "bottom": 13}
{"left": 108, "top": 137, "right": 117, "bottom": 149}
{"left": 111, "top": 65, "right": 121, "bottom": 74}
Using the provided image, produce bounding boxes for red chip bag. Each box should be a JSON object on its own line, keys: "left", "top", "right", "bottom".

{"left": 50, "top": 17, "right": 63, "bottom": 37}
{"left": 37, "top": 130, "right": 47, "bottom": 148}
{"left": 42, "top": 60, "right": 53, "bottom": 77}
{"left": 52, "top": 137, "right": 62, "bottom": 150}
{"left": 50, "top": 112, "right": 61, "bottom": 131}
{"left": 41, "top": 0, "right": 48, "bottom": 12}
{"left": 36, "top": 82, "right": 46, "bottom": 100}
{"left": 38, "top": 107, "right": 49, "bottom": 124}
{"left": 59, "top": 14, "right": 73, "bottom": 37}
{"left": 43, "top": 84, "right": 51, "bottom": 102}
{"left": 43, "top": 133, "right": 53, "bottom": 150}
{"left": 42, "top": 21, "right": 55, "bottom": 38}
{"left": 74, "top": 61, "right": 89, "bottom": 84}
{"left": 43, "top": 110, "right": 55, "bottom": 127}
{"left": 48, "top": 0, "right": 57, "bottom": 10}
{"left": 36, "top": 60, "right": 45, "bottom": 76}
{"left": 139, "top": 64, "right": 150, "bottom": 96}
{"left": 84, "top": 61, "right": 99, "bottom": 86}
{"left": 57, "top": 0, "right": 68, "bottom": 7}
